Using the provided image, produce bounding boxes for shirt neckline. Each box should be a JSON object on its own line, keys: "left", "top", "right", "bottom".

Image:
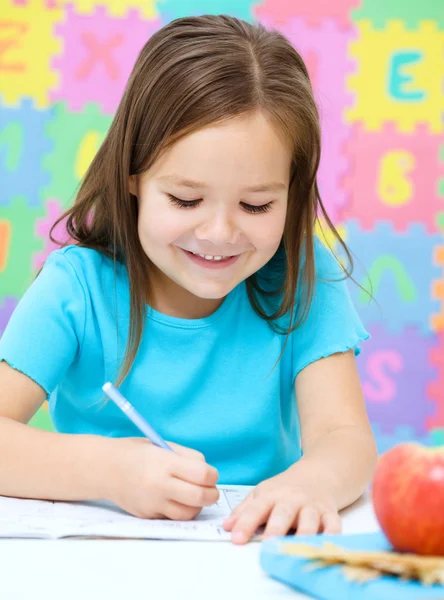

{"left": 146, "top": 282, "right": 242, "bottom": 329}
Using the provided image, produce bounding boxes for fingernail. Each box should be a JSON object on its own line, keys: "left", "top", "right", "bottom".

{"left": 232, "top": 531, "right": 248, "bottom": 544}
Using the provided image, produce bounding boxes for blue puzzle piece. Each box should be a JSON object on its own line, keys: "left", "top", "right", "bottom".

{"left": 158, "top": 0, "right": 256, "bottom": 22}
{"left": 0, "top": 98, "right": 52, "bottom": 208}
{"left": 343, "top": 220, "right": 443, "bottom": 335}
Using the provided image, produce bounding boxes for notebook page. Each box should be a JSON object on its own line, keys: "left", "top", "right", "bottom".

{"left": 0, "top": 485, "right": 256, "bottom": 540}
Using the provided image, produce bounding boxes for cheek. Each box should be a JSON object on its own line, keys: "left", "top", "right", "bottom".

{"left": 251, "top": 215, "right": 286, "bottom": 251}
{"left": 138, "top": 204, "right": 184, "bottom": 246}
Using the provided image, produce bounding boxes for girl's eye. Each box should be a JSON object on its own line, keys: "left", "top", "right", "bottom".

{"left": 166, "top": 194, "right": 273, "bottom": 214}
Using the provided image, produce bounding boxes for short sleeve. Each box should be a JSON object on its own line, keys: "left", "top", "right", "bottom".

{"left": 291, "top": 237, "right": 370, "bottom": 381}
{"left": 0, "top": 250, "right": 86, "bottom": 397}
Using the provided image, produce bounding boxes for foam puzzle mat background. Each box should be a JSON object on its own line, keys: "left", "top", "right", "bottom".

{"left": 0, "top": 0, "right": 443, "bottom": 452}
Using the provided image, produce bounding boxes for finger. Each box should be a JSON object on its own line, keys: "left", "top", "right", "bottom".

{"left": 168, "top": 442, "right": 206, "bottom": 461}
{"left": 164, "top": 499, "right": 201, "bottom": 521}
{"left": 223, "top": 484, "right": 262, "bottom": 525}
{"left": 295, "top": 505, "right": 322, "bottom": 535}
{"left": 262, "top": 502, "right": 298, "bottom": 540}
{"left": 230, "top": 499, "right": 274, "bottom": 545}
{"left": 222, "top": 514, "right": 238, "bottom": 530}
{"left": 321, "top": 511, "right": 342, "bottom": 534}
{"left": 222, "top": 496, "right": 255, "bottom": 530}
{"left": 170, "top": 456, "right": 219, "bottom": 487}
{"left": 168, "top": 478, "right": 220, "bottom": 508}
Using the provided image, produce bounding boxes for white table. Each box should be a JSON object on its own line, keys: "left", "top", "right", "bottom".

{"left": 0, "top": 491, "right": 380, "bottom": 600}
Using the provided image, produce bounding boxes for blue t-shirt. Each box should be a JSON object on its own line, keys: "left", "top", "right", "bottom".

{"left": 0, "top": 238, "right": 369, "bottom": 485}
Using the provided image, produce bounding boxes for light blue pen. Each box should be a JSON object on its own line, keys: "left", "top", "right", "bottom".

{"left": 102, "top": 382, "right": 174, "bottom": 451}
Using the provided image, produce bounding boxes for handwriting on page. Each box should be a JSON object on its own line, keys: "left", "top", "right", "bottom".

{"left": 0, "top": 485, "right": 254, "bottom": 540}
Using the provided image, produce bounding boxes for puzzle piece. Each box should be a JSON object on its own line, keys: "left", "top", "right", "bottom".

{"left": 427, "top": 333, "right": 444, "bottom": 431}
{"left": 431, "top": 245, "right": 444, "bottom": 332}
{"left": 33, "top": 198, "right": 71, "bottom": 270}
{"left": 43, "top": 101, "right": 112, "bottom": 208}
{"left": 343, "top": 123, "right": 444, "bottom": 232}
{"left": 158, "top": 0, "right": 255, "bottom": 22}
{"left": 315, "top": 219, "right": 347, "bottom": 253}
{"left": 346, "top": 20, "right": 444, "bottom": 132}
{"left": 430, "top": 429, "right": 444, "bottom": 446}
{"left": 0, "top": 196, "right": 44, "bottom": 298}
{"left": 254, "top": 0, "right": 359, "bottom": 28}
{"left": 439, "top": 144, "right": 444, "bottom": 208}
{"left": 351, "top": 0, "right": 444, "bottom": 31}
{"left": 48, "top": 0, "right": 158, "bottom": 19}
{"left": 251, "top": 15, "right": 357, "bottom": 224}
{"left": 51, "top": 5, "right": 162, "bottom": 115}
{"left": 0, "top": 297, "right": 17, "bottom": 336}
{"left": 370, "top": 423, "right": 438, "bottom": 456}
{"left": 0, "top": 0, "right": 62, "bottom": 108}
{"left": 0, "top": 219, "right": 11, "bottom": 272}
{"left": 28, "top": 402, "right": 55, "bottom": 432}
{"left": 343, "top": 220, "right": 443, "bottom": 334}
{"left": 358, "top": 324, "right": 437, "bottom": 436}
{"left": 0, "top": 98, "right": 52, "bottom": 208}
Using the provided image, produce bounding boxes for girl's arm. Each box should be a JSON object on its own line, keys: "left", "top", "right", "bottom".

{"left": 293, "top": 348, "right": 378, "bottom": 509}
{"left": 0, "top": 361, "right": 219, "bottom": 520}
{"left": 224, "top": 349, "right": 378, "bottom": 543}
{"left": 0, "top": 361, "right": 117, "bottom": 501}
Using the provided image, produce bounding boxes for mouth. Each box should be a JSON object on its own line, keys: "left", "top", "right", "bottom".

{"left": 180, "top": 248, "right": 241, "bottom": 269}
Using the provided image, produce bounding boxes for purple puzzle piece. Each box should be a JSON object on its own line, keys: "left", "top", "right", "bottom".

{"left": 358, "top": 324, "right": 437, "bottom": 436}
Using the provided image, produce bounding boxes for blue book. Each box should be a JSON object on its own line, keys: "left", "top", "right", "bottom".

{"left": 260, "top": 532, "right": 444, "bottom": 600}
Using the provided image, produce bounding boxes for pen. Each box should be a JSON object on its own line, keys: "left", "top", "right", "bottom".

{"left": 102, "top": 382, "right": 174, "bottom": 451}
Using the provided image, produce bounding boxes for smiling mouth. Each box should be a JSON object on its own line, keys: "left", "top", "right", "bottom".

{"left": 186, "top": 251, "right": 237, "bottom": 262}
{"left": 180, "top": 248, "right": 241, "bottom": 268}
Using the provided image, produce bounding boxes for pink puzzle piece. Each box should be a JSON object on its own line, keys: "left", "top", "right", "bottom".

{"left": 51, "top": 6, "right": 162, "bottom": 114}
{"left": 343, "top": 123, "right": 444, "bottom": 232}
{"left": 33, "top": 199, "right": 71, "bottom": 270}
{"left": 254, "top": 0, "right": 359, "bottom": 28}
{"left": 257, "top": 15, "right": 356, "bottom": 223}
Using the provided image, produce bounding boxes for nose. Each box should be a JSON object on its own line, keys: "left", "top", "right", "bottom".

{"left": 194, "top": 208, "right": 241, "bottom": 246}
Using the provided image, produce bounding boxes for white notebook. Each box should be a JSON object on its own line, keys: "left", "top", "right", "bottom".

{"left": 0, "top": 485, "right": 259, "bottom": 541}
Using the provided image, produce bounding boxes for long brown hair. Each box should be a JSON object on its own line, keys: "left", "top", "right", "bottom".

{"left": 49, "top": 14, "right": 354, "bottom": 385}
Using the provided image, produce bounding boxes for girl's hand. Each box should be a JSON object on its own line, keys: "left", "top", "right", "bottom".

{"left": 222, "top": 468, "right": 341, "bottom": 544}
{"left": 105, "top": 437, "right": 219, "bottom": 520}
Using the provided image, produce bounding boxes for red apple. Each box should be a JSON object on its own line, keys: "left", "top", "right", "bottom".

{"left": 371, "top": 442, "right": 444, "bottom": 556}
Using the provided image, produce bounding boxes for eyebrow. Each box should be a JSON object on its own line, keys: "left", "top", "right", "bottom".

{"left": 157, "top": 174, "right": 287, "bottom": 193}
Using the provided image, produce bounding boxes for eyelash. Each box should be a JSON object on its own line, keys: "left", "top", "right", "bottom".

{"left": 166, "top": 194, "right": 274, "bottom": 214}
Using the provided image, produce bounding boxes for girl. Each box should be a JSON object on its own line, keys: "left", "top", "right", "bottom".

{"left": 0, "top": 14, "right": 378, "bottom": 545}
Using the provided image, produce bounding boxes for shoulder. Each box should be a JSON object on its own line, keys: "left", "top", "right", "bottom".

{"left": 45, "top": 245, "right": 112, "bottom": 272}
{"left": 43, "top": 245, "right": 127, "bottom": 288}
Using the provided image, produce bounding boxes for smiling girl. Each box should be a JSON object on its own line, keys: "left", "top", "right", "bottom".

{"left": 0, "top": 14, "right": 377, "bottom": 544}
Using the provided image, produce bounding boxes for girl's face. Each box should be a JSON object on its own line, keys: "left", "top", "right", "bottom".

{"left": 131, "top": 111, "right": 292, "bottom": 317}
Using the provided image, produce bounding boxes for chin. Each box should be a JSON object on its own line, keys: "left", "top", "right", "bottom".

{"left": 187, "top": 284, "right": 233, "bottom": 300}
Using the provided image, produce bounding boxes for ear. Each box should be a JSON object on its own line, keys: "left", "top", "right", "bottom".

{"left": 129, "top": 175, "right": 138, "bottom": 196}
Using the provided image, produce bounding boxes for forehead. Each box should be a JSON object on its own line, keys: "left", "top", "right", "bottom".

{"left": 148, "top": 113, "right": 293, "bottom": 189}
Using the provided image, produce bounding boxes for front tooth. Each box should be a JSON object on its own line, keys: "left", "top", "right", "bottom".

{"left": 213, "top": 256, "right": 223, "bottom": 261}
{"left": 204, "top": 254, "right": 214, "bottom": 260}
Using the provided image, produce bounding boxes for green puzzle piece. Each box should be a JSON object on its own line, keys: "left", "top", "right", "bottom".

{"left": 29, "top": 405, "right": 55, "bottom": 432}
{"left": 430, "top": 429, "right": 444, "bottom": 446}
{"left": 43, "top": 102, "right": 112, "bottom": 209}
{"left": 352, "top": 0, "right": 444, "bottom": 29}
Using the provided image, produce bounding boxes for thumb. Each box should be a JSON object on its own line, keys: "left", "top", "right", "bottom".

{"left": 167, "top": 441, "right": 206, "bottom": 461}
